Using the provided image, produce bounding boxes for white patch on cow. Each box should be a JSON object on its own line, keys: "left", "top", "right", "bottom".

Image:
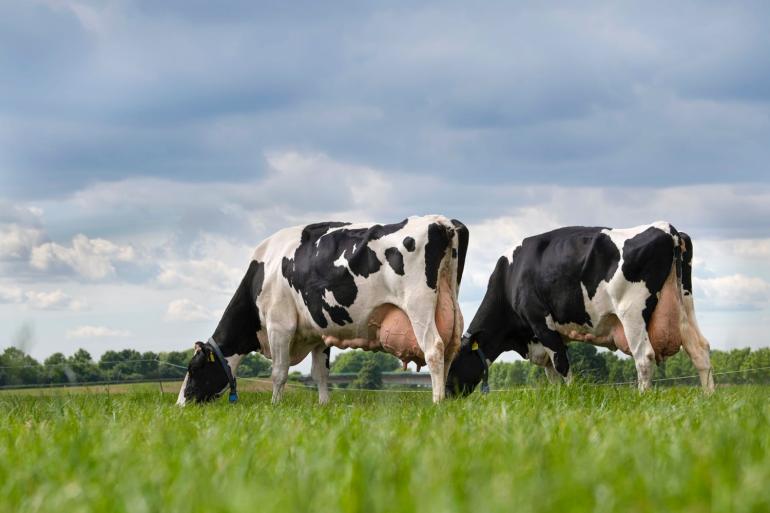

{"left": 333, "top": 253, "right": 349, "bottom": 269}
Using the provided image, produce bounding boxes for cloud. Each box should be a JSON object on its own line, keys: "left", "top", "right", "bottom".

{"left": 66, "top": 325, "right": 131, "bottom": 339}
{"left": 3, "top": 2, "right": 770, "bottom": 200}
{"left": 24, "top": 289, "right": 87, "bottom": 311}
{"left": 0, "top": 224, "right": 44, "bottom": 259}
{"left": 693, "top": 274, "right": 770, "bottom": 311}
{"left": 0, "top": 284, "right": 86, "bottom": 311}
{"left": 0, "top": 284, "right": 23, "bottom": 303}
{"left": 165, "top": 299, "right": 217, "bottom": 322}
{"left": 29, "top": 234, "right": 137, "bottom": 279}
{"left": 156, "top": 258, "right": 242, "bottom": 294}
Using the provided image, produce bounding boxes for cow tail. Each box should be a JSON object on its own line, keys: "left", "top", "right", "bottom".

{"left": 450, "top": 219, "right": 469, "bottom": 290}
{"left": 679, "top": 232, "right": 694, "bottom": 299}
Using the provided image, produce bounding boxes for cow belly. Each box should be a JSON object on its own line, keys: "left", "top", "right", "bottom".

{"left": 323, "top": 276, "right": 457, "bottom": 369}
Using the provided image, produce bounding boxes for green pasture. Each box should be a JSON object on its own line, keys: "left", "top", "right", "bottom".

{"left": 1, "top": 385, "right": 768, "bottom": 513}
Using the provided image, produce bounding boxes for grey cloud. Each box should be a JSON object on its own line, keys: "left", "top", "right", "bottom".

{"left": 3, "top": 1, "right": 770, "bottom": 199}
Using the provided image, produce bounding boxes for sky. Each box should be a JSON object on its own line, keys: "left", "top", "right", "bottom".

{"left": 1, "top": 1, "right": 769, "bottom": 372}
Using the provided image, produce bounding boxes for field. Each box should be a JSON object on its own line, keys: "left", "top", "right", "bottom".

{"left": 1, "top": 386, "right": 769, "bottom": 513}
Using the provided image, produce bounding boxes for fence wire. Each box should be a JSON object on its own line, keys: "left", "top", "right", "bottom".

{"left": 1, "top": 358, "right": 770, "bottom": 394}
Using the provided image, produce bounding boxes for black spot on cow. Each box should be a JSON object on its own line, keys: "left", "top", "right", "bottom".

{"left": 424, "top": 223, "right": 451, "bottom": 289}
{"left": 212, "top": 259, "right": 265, "bottom": 356}
{"left": 282, "top": 219, "right": 409, "bottom": 328}
{"left": 402, "top": 236, "right": 415, "bottom": 252}
{"left": 520, "top": 227, "right": 618, "bottom": 328}
{"left": 581, "top": 232, "right": 620, "bottom": 299}
{"left": 621, "top": 227, "right": 675, "bottom": 326}
{"left": 385, "top": 247, "right": 405, "bottom": 275}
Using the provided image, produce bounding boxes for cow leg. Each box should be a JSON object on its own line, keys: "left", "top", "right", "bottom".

{"left": 531, "top": 328, "right": 570, "bottom": 382}
{"left": 618, "top": 312, "right": 656, "bottom": 391}
{"left": 405, "top": 305, "right": 446, "bottom": 403}
{"left": 528, "top": 340, "right": 567, "bottom": 384}
{"left": 268, "top": 326, "right": 293, "bottom": 404}
{"left": 311, "top": 345, "right": 331, "bottom": 404}
{"left": 681, "top": 296, "right": 715, "bottom": 393}
{"left": 544, "top": 359, "right": 565, "bottom": 384}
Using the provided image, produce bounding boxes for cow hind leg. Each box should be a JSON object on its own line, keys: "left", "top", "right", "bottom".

{"left": 405, "top": 304, "right": 446, "bottom": 403}
{"left": 311, "top": 345, "right": 331, "bottom": 404}
{"left": 618, "top": 311, "right": 656, "bottom": 391}
{"left": 681, "top": 296, "right": 715, "bottom": 393}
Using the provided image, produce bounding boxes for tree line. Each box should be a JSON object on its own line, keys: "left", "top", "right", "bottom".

{"left": 488, "top": 344, "right": 770, "bottom": 388}
{"left": 2, "top": 343, "right": 769, "bottom": 389}
{"left": 0, "top": 347, "right": 271, "bottom": 388}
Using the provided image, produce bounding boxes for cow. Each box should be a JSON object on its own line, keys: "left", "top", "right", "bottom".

{"left": 445, "top": 221, "right": 715, "bottom": 396}
{"left": 177, "top": 215, "right": 469, "bottom": 405}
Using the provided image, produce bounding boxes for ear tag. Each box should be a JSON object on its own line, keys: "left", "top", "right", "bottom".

{"left": 471, "top": 341, "right": 479, "bottom": 351}
{"left": 228, "top": 392, "right": 238, "bottom": 403}
{"left": 208, "top": 353, "right": 215, "bottom": 362}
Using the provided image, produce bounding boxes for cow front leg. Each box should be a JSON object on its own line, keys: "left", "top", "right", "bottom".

{"left": 543, "top": 359, "right": 565, "bottom": 384}
{"left": 268, "top": 327, "right": 293, "bottom": 404}
{"left": 311, "top": 345, "right": 331, "bottom": 405}
{"left": 531, "top": 328, "right": 570, "bottom": 383}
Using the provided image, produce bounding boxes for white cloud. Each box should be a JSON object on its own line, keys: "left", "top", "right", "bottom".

{"left": 66, "top": 325, "right": 131, "bottom": 339}
{"left": 0, "top": 284, "right": 86, "bottom": 311}
{"left": 693, "top": 274, "right": 770, "bottom": 310}
{"left": 0, "top": 284, "right": 24, "bottom": 303}
{"left": 0, "top": 224, "right": 44, "bottom": 259}
{"left": 165, "top": 299, "right": 217, "bottom": 322}
{"left": 265, "top": 151, "right": 395, "bottom": 210}
{"left": 156, "top": 258, "right": 242, "bottom": 293}
{"left": 24, "top": 290, "right": 88, "bottom": 311}
{"left": 30, "top": 234, "right": 137, "bottom": 279}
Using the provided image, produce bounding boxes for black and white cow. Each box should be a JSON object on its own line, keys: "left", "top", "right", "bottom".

{"left": 178, "top": 215, "right": 469, "bottom": 405}
{"left": 446, "top": 222, "right": 714, "bottom": 395}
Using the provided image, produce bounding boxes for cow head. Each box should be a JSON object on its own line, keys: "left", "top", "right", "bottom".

{"left": 445, "top": 333, "right": 488, "bottom": 397}
{"left": 180, "top": 341, "right": 231, "bottom": 404}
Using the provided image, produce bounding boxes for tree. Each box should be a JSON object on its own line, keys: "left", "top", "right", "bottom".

{"left": 331, "top": 350, "right": 401, "bottom": 374}
{"left": 566, "top": 343, "right": 608, "bottom": 383}
{"left": 352, "top": 359, "right": 382, "bottom": 390}
{"left": 68, "top": 349, "right": 104, "bottom": 382}
{"left": 158, "top": 350, "right": 193, "bottom": 379}
{"left": 43, "top": 353, "right": 70, "bottom": 384}
{"left": 0, "top": 347, "right": 42, "bottom": 386}
{"left": 238, "top": 353, "right": 271, "bottom": 377}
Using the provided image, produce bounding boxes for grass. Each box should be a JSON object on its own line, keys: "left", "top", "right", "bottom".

{"left": 1, "top": 385, "right": 769, "bottom": 513}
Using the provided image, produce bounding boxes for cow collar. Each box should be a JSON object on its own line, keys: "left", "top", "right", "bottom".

{"left": 207, "top": 337, "right": 238, "bottom": 403}
{"left": 470, "top": 341, "right": 490, "bottom": 394}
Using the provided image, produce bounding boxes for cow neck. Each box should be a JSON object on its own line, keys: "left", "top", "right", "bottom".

{"left": 467, "top": 256, "right": 529, "bottom": 363}
{"left": 210, "top": 260, "right": 264, "bottom": 358}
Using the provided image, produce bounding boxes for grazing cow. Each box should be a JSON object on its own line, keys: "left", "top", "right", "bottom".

{"left": 178, "top": 215, "right": 468, "bottom": 405}
{"left": 446, "top": 221, "right": 714, "bottom": 396}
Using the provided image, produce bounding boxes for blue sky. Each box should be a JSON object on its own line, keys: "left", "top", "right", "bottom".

{"left": 1, "top": 1, "right": 769, "bottom": 369}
